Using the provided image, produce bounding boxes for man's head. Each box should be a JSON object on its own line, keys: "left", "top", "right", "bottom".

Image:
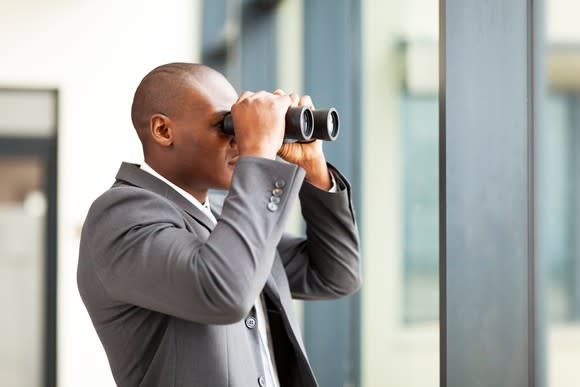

{"left": 131, "top": 63, "right": 239, "bottom": 201}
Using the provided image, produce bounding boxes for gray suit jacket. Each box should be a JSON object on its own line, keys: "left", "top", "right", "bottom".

{"left": 77, "top": 157, "right": 360, "bottom": 387}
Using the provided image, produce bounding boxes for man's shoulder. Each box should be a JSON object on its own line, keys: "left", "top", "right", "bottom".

{"left": 94, "top": 182, "right": 155, "bottom": 205}
{"left": 86, "top": 183, "right": 180, "bottom": 226}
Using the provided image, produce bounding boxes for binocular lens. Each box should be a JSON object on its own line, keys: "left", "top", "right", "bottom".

{"left": 302, "top": 108, "right": 314, "bottom": 139}
{"left": 328, "top": 109, "right": 339, "bottom": 140}
{"left": 312, "top": 108, "right": 340, "bottom": 141}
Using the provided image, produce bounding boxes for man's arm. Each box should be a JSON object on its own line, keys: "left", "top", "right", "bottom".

{"left": 272, "top": 91, "right": 360, "bottom": 299}
{"left": 276, "top": 165, "right": 361, "bottom": 300}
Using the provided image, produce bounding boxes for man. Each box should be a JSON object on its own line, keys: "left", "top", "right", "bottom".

{"left": 77, "top": 62, "right": 361, "bottom": 387}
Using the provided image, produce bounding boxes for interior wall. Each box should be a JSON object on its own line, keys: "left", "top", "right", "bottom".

{"left": 0, "top": 1, "right": 199, "bottom": 386}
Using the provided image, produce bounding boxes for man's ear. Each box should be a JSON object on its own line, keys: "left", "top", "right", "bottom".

{"left": 150, "top": 114, "right": 174, "bottom": 147}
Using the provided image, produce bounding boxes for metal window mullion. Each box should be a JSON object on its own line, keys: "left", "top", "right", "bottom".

{"left": 440, "top": 0, "right": 544, "bottom": 386}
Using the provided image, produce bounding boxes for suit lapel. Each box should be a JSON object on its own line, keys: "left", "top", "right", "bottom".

{"left": 114, "top": 162, "right": 216, "bottom": 232}
{"left": 264, "top": 267, "right": 317, "bottom": 386}
{"left": 165, "top": 189, "right": 216, "bottom": 232}
{"left": 263, "top": 265, "right": 303, "bottom": 347}
{"left": 264, "top": 275, "right": 280, "bottom": 303}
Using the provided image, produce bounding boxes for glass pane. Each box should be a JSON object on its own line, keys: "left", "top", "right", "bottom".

{"left": 542, "top": 1, "right": 580, "bottom": 386}
{"left": 360, "top": 0, "right": 439, "bottom": 385}
{"left": 0, "top": 90, "right": 56, "bottom": 136}
{"left": 0, "top": 156, "right": 46, "bottom": 386}
{"left": 402, "top": 95, "right": 439, "bottom": 325}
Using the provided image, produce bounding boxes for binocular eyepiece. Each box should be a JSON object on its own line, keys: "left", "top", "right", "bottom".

{"left": 219, "top": 106, "right": 339, "bottom": 142}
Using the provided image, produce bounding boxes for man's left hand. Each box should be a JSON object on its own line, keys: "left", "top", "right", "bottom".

{"left": 274, "top": 90, "right": 332, "bottom": 191}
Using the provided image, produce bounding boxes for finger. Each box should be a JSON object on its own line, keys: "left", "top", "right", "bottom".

{"left": 288, "top": 93, "right": 300, "bottom": 107}
{"left": 298, "top": 95, "right": 314, "bottom": 110}
{"left": 277, "top": 143, "right": 291, "bottom": 158}
{"left": 278, "top": 94, "right": 293, "bottom": 109}
{"left": 273, "top": 89, "right": 286, "bottom": 96}
{"left": 237, "top": 90, "right": 253, "bottom": 102}
{"left": 252, "top": 90, "right": 273, "bottom": 102}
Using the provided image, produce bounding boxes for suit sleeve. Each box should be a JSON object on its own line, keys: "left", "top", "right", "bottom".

{"left": 276, "top": 165, "right": 361, "bottom": 300}
{"left": 78, "top": 157, "right": 305, "bottom": 324}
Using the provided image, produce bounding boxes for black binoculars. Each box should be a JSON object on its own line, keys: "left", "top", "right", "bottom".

{"left": 218, "top": 106, "right": 340, "bottom": 142}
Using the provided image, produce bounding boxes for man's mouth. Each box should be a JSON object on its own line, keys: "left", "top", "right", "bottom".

{"left": 227, "top": 156, "right": 239, "bottom": 167}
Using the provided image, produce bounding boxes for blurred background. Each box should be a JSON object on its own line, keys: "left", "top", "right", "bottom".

{"left": 0, "top": 0, "right": 579, "bottom": 386}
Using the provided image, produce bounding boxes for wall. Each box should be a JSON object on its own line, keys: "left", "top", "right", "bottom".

{"left": 0, "top": 0, "right": 199, "bottom": 385}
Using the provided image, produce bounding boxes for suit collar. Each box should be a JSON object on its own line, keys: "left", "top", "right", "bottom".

{"left": 114, "top": 162, "right": 216, "bottom": 231}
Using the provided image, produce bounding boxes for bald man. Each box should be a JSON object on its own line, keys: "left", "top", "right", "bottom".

{"left": 77, "top": 63, "right": 361, "bottom": 387}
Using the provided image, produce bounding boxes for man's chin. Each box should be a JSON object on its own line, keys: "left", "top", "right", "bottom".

{"left": 219, "top": 172, "right": 234, "bottom": 190}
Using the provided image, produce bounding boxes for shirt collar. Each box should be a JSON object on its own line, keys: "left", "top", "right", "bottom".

{"left": 140, "top": 162, "right": 216, "bottom": 224}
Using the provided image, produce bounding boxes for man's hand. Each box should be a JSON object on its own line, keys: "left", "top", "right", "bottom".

{"left": 230, "top": 91, "right": 292, "bottom": 160}
{"left": 275, "top": 90, "right": 332, "bottom": 191}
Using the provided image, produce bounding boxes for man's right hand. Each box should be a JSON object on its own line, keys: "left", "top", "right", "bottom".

{"left": 230, "top": 91, "right": 292, "bottom": 160}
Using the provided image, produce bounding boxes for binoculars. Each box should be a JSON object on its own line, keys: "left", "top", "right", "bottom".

{"left": 219, "top": 106, "right": 340, "bottom": 142}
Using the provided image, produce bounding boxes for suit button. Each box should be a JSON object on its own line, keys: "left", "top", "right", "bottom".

{"left": 269, "top": 196, "right": 281, "bottom": 204}
{"left": 258, "top": 376, "right": 266, "bottom": 386}
{"left": 245, "top": 316, "right": 256, "bottom": 329}
{"left": 274, "top": 179, "right": 286, "bottom": 188}
{"left": 272, "top": 188, "right": 283, "bottom": 197}
{"left": 267, "top": 202, "right": 278, "bottom": 212}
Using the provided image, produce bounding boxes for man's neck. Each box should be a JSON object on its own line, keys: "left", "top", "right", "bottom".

{"left": 142, "top": 160, "right": 208, "bottom": 204}
{"left": 141, "top": 162, "right": 209, "bottom": 205}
